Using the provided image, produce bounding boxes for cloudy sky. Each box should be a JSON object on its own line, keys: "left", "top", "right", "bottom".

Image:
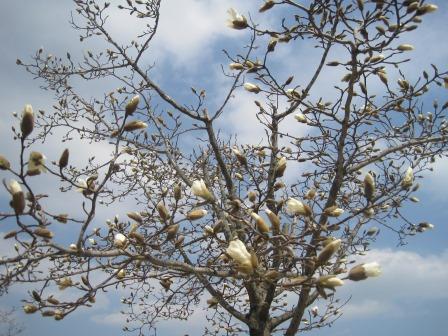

{"left": 1, "top": 1, "right": 448, "bottom": 335}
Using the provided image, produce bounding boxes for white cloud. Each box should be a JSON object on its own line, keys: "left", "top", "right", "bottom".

{"left": 338, "top": 248, "right": 448, "bottom": 319}
{"left": 91, "top": 312, "right": 127, "bottom": 326}
{"left": 342, "top": 299, "right": 397, "bottom": 319}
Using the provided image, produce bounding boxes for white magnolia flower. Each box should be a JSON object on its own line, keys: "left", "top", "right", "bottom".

{"left": 294, "top": 113, "right": 307, "bottom": 123}
{"left": 226, "top": 239, "right": 253, "bottom": 273}
{"left": 244, "top": 82, "right": 261, "bottom": 93}
{"left": 21, "top": 104, "right": 34, "bottom": 138}
{"left": 364, "top": 172, "right": 375, "bottom": 200}
{"left": 229, "top": 62, "right": 244, "bottom": 70}
{"left": 348, "top": 262, "right": 382, "bottom": 281}
{"left": 8, "top": 180, "right": 22, "bottom": 195}
{"left": 27, "top": 151, "right": 47, "bottom": 176}
{"left": 251, "top": 212, "right": 269, "bottom": 233}
{"left": 226, "top": 8, "right": 248, "bottom": 30}
{"left": 317, "top": 276, "right": 344, "bottom": 288}
{"left": 397, "top": 43, "right": 415, "bottom": 51}
{"left": 317, "top": 239, "right": 342, "bottom": 264}
{"left": 191, "top": 179, "right": 214, "bottom": 201}
{"left": 186, "top": 209, "right": 208, "bottom": 220}
{"left": 76, "top": 179, "right": 88, "bottom": 192}
{"left": 286, "top": 198, "right": 309, "bottom": 216}
{"left": 114, "top": 233, "right": 128, "bottom": 248}
{"left": 401, "top": 167, "right": 414, "bottom": 188}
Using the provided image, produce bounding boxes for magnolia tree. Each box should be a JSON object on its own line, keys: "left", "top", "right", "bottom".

{"left": 1, "top": 0, "right": 447, "bottom": 335}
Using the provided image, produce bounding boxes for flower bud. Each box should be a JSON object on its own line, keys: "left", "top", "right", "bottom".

{"left": 157, "top": 201, "right": 170, "bottom": 221}
{"left": 274, "top": 157, "right": 287, "bottom": 178}
{"left": 248, "top": 191, "right": 257, "bottom": 203}
{"left": 191, "top": 179, "right": 214, "bottom": 202}
{"left": 251, "top": 212, "right": 269, "bottom": 234}
{"left": 0, "top": 155, "right": 11, "bottom": 170}
{"left": 166, "top": 224, "right": 179, "bottom": 240}
{"left": 27, "top": 151, "right": 47, "bottom": 176}
{"left": 304, "top": 188, "right": 316, "bottom": 200}
{"left": 34, "top": 227, "right": 54, "bottom": 239}
{"left": 204, "top": 225, "right": 214, "bottom": 236}
{"left": 186, "top": 209, "right": 207, "bottom": 220}
{"left": 173, "top": 183, "right": 182, "bottom": 200}
{"left": 226, "top": 8, "right": 248, "bottom": 30}
{"left": 259, "top": 0, "right": 275, "bottom": 12}
{"left": 58, "top": 277, "right": 73, "bottom": 290}
{"left": 229, "top": 62, "right": 244, "bottom": 70}
{"left": 7, "top": 180, "right": 25, "bottom": 214}
{"left": 125, "top": 95, "right": 140, "bottom": 116}
{"left": 363, "top": 172, "right": 375, "bottom": 201}
{"left": 294, "top": 113, "right": 307, "bottom": 123}
{"left": 317, "top": 275, "right": 344, "bottom": 288}
{"left": 265, "top": 208, "right": 280, "bottom": 232}
{"left": 226, "top": 239, "right": 253, "bottom": 274}
{"left": 401, "top": 167, "right": 414, "bottom": 189}
{"left": 418, "top": 222, "right": 434, "bottom": 232}
{"left": 23, "top": 304, "right": 38, "bottom": 314}
{"left": 417, "top": 4, "right": 438, "bottom": 15}
{"left": 397, "top": 44, "right": 414, "bottom": 51}
{"left": 244, "top": 82, "right": 261, "bottom": 93}
{"left": 114, "top": 233, "right": 128, "bottom": 248}
{"left": 58, "top": 149, "right": 69, "bottom": 169}
{"left": 324, "top": 205, "right": 344, "bottom": 217}
{"left": 21, "top": 104, "right": 34, "bottom": 138}
{"left": 116, "top": 269, "right": 126, "bottom": 279}
{"left": 232, "top": 147, "right": 247, "bottom": 166}
{"left": 123, "top": 120, "right": 147, "bottom": 132}
{"left": 286, "top": 198, "right": 312, "bottom": 217}
{"left": 348, "top": 262, "right": 381, "bottom": 281}
{"left": 317, "top": 239, "right": 341, "bottom": 264}
{"left": 127, "top": 211, "right": 143, "bottom": 223}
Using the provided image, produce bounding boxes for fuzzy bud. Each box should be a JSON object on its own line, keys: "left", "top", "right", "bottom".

{"left": 251, "top": 212, "right": 269, "bottom": 234}
{"left": 21, "top": 104, "right": 34, "bottom": 138}
{"left": 348, "top": 262, "right": 382, "bottom": 281}
{"left": 317, "top": 239, "right": 341, "bottom": 264}
{"left": 226, "top": 8, "right": 248, "bottom": 30}
{"left": 401, "top": 167, "right": 414, "bottom": 189}
{"left": 259, "top": 0, "right": 275, "bottom": 12}
{"left": 244, "top": 82, "right": 261, "bottom": 93}
{"left": 27, "top": 151, "right": 47, "bottom": 176}
{"left": 265, "top": 208, "right": 280, "bottom": 232}
{"left": 0, "top": 155, "right": 11, "bottom": 170}
{"left": 274, "top": 157, "right": 287, "bottom": 178}
{"left": 23, "top": 304, "right": 38, "bottom": 314}
{"left": 157, "top": 202, "right": 170, "bottom": 221}
{"left": 363, "top": 172, "right": 375, "bottom": 201}
{"left": 127, "top": 211, "right": 143, "bottom": 223}
{"left": 123, "top": 120, "right": 147, "bottom": 132}
{"left": 125, "top": 95, "right": 140, "bottom": 116}
{"left": 191, "top": 179, "right": 214, "bottom": 202}
{"left": 317, "top": 275, "right": 344, "bottom": 288}
{"left": 186, "top": 209, "right": 207, "bottom": 221}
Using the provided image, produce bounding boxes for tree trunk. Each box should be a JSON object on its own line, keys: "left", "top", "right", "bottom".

{"left": 249, "top": 326, "right": 271, "bottom": 336}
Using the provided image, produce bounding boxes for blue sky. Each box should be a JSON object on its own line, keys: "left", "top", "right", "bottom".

{"left": 1, "top": 1, "right": 448, "bottom": 335}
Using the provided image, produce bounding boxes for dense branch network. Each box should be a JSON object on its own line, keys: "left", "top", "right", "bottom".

{"left": 1, "top": 1, "right": 447, "bottom": 335}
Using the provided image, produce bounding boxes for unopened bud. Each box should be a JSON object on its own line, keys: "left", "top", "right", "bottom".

{"left": 125, "top": 95, "right": 140, "bottom": 116}
{"left": 58, "top": 149, "right": 69, "bottom": 169}
{"left": 21, "top": 104, "right": 34, "bottom": 138}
